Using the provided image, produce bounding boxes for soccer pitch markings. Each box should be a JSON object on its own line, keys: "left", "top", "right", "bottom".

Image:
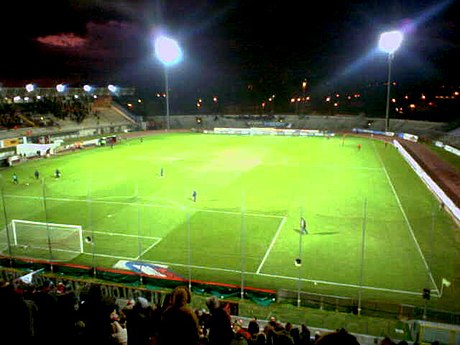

{"left": 0, "top": 136, "right": 450, "bottom": 299}
{"left": 2, "top": 188, "right": 439, "bottom": 296}
{"left": 7, "top": 191, "right": 431, "bottom": 297}
{"left": 372, "top": 142, "right": 439, "bottom": 296}
{"left": 82, "top": 230, "right": 162, "bottom": 261}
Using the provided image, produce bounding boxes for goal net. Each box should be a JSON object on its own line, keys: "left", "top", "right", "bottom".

{"left": 0, "top": 219, "right": 84, "bottom": 262}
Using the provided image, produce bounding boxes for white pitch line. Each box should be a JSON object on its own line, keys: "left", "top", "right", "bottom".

{"left": 6, "top": 194, "right": 284, "bottom": 219}
{"left": 256, "top": 272, "right": 423, "bottom": 296}
{"left": 256, "top": 217, "right": 287, "bottom": 274}
{"left": 76, "top": 251, "right": 426, "bottom": 297}
{"left": 373, "top": 142, "right": 439, "bottom": 295}
{"left": 136, "top": 238, "right": 162, "bottom": 260}
{"left": 89, "top": 230, "right": 160, "bottom": 240}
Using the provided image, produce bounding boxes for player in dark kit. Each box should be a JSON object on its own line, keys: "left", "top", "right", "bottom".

{"left": 34, "top": 170, "right": 40, "bottom": 180}
{"left": 12, "top": 173, "right": 18, "bottom": 184}
{"left": 300, "top": 217, "right": 308, "bottom": 234}
{"left": 55, "top": 169, "right": 61, "bottom": 178}
{"left": 192, "top": 190, "right": 197, "bottom": 202}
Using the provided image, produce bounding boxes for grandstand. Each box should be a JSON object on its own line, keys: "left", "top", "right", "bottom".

{"left": 0, "top": 92, "right": 459, "bottom": 344}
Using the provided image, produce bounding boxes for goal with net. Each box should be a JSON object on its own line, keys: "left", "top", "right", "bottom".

{"left": 0, "top": 219, "right": 84, "bottom": 261}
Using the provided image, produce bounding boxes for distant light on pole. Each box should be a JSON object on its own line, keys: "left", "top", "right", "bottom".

{"left": 155, "top": 35, "right": 182, "bottom": 131}
{"left": 56, "top": 84, "right": 66, "bottom": 93}
{"left": 25, "top": 83, "right": 35, "bottom": 92}
{"left": 379, "top": 30, "right": 403, "bottom": 132}
{"left": 108, "top": 84, "right": 118, "bottom": 93}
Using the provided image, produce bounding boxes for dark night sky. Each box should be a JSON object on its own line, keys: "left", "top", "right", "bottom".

{"left": 0, "top": 0, "right": 458, "bottom": 108}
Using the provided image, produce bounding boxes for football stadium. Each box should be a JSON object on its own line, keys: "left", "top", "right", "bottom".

{"left": 0, "top": 86, "right": 459, "bottom": 343}
{"left": 1, "top": 1, "right": 460, "bottom": 343}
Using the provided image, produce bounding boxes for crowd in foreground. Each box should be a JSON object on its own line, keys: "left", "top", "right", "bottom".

{"left": 0, "top": 278, "right": 440, "bottom": 345}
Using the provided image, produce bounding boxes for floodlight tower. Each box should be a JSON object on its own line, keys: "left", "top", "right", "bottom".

{"left": 378, "top": 30, "right": 403, "bottom": 132}
{"left": 154, "top": 35, "right": 183, "bottom": 131}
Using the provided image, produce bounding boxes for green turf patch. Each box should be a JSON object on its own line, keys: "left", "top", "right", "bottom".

{"left": 0, "top": 133, "right": 458, "bottom": 310}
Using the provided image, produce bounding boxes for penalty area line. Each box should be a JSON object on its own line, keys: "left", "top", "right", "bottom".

{"left": 256, "top": 217, "right": 287, "bottom": 274}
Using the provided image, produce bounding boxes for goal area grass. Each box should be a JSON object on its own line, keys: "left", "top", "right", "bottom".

{"left": 0, "top": 132, "right": 458, "bottom": 309}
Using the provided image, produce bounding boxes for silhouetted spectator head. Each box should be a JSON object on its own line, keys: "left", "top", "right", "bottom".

{"left": 380, "top": 337, "right": 395, "bottom": 345}
{"left": 206, "top": 295, "right": 221, "bottom": 312}
{"left": 255, "top": 333, "right": 267, "bottom": 345}
{"left": 248, "top": 318, "right": 260, "bottom": 336}
{"left": 171, "top": 286, "right": 191, "bottom": 308}
{"left": 314, "top": 328, "right": 360, "bottom": 345}
{"left": 136, "top": 296, "right": 150, "bottom": 309}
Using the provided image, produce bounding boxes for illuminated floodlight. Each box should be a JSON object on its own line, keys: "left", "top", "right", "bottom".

{"left": 108, "top": 84, "right": 118, "bottom": 93}
{"left": 378, "top": 31, "right": 403, "bottom": 54}
{"left": 56, "top": 84, "right": 66, "bottom": 93}
{"left": 155, "top": 35, "right": 182, "bottom": 66}
{"left": 25, "top": 83, "right": 35, "bottom": 92}
{"left": 83, "top": 84, "right": 92, "bottom": 92}
{"left": 13, "top": 96, "right": 21, "bottom": 103}
{"left": 378, "top": 30, "right": 403, "bottom": 132}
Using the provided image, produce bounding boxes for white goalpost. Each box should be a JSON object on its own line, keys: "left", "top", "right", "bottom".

{"left": 0, "top": 219, "right": 84, "bottom": 261}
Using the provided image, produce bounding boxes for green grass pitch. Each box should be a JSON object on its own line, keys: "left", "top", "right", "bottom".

{"left": 0, "top": 132, "right": 458, "bottom": 307}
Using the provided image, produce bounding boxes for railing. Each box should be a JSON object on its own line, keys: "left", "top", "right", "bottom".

{"left": 278, "top": 288, "right": 460, "bottom": 325}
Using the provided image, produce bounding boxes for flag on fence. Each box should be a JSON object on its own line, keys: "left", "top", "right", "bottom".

{"left": 18, "top": 268, "right": 44, "bottom": 284}
{"left": 442, "top": 278, "right": 451, "bottom": 287}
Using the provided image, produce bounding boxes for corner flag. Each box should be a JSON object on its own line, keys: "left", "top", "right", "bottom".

{"left": 18, "top": 268, "right": 44, "bottom": 284}
{"left": 442, "top": 278, "right": 451, "bottom": 287}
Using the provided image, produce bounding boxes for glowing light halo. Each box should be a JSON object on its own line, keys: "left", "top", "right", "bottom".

{"left": 154, "top": 35, "right": 182, "bottom": 66}
{"left": 378, "top": 31, "right": 403, "bottom": 54}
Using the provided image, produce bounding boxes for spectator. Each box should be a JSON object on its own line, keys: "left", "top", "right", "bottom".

{"left": 254, "top": 332, "right": 267, "bottom": 345}
{"left": 299, "top": 324, "right": 311, "bottom": 345}
{"left": 276, "top": 322, "right": 294, "bottom": 345}
{"left": 151, "top": 292, "right": 173, "bottom": 344}
{"left": 32, "top": 279, "right": 61, "bottom": 344}
{"left": 231, "top": 331, "right": 249, "bottom": 345}
{"left": 111, "top": 310, "right": 128, "bottom": 345}
{"left": 123, "top": 296, "right": 156, "bottom": 345}
{"left": 0, "top": 280, "right": 30, "bottom": 344}
{"left": 380, "top": 337, "right": 396, "bottom": 345}
{"left": 78, "top": 284, "right": 114, "bottom": 345}
{"left": 205, "top": 296, "right": 234, "bottom": 345}
{"left": 158, "top": 286, "right": 200, "bottom": 345}
{"left": 247, "top": 318, "right": 260, "bottom": 338}
{"left": 263, "top": 324, "right": 276, "bottom": 345}
{"left": 314, "top": 328, "right": 360, "bottom": 345}
{"left": 233, "top": 320, "right": 251, "bottom": 342}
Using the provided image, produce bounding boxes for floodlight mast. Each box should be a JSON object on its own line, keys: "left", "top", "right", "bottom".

{"left": 378, "top": 31, "right": 403, "bottom": 132}
{"left": 154, "top": 35, "right": 182, "bottom": 131}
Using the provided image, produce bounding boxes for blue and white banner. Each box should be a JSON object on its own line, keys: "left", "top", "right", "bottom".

{"left": 114, "top": 260, "right": 183, "bottom": 279}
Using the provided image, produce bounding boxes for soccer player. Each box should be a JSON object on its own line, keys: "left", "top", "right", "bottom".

{"left": 12, "top": 173, "right": 18, "bottom": 184}
{"left": 192, "top": 190, "right": 197, "bottom": 202}
{"left": 34, "top": 170, "right": 40, "bottom": 180}
{"left": 160, "top": 167, "right": 164, "bottom": 177}
{"left": 55, "top": 169, "right": 61, "bottom": 178}
{"left": 357, "top": 144, "right": 362, "bottom": 151}
{"left": 300, "top": 217, "right": 308, "bottom": 234}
